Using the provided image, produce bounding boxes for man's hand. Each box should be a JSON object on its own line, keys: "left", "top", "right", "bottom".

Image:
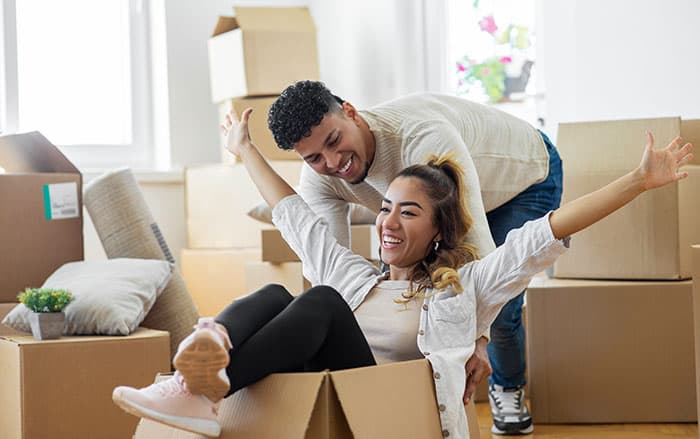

{"left": 463, "top": 336, "right": 491, "bottom": 404}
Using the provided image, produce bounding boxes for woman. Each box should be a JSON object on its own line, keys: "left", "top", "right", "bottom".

{"left": 113, "top": 108, "right": 692, "bottom": 439}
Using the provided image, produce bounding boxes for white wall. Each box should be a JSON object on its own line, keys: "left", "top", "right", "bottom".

{"left": 540, "top": 0, "right": 700, "bottom": 139}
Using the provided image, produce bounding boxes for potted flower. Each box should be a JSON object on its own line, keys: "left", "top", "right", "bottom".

{"left": 18, "top": 288, "right": 73, "bottom": 340}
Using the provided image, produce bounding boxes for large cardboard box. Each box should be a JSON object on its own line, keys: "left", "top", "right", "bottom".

{"left": 185, "top": 161, "right": 303, "bottom": 249}
{"left": 553, "top": 117, "right": 700, "bottom": 279}
{"left": 692, "top": 245, "right": 700, "bottom": 430}
{"left": 0, "top": 132, "right": 83, "bottom": 302}
{"left": 208, "top": 7, "right": 320, "bottom": 102}
{"left": 133, "top": 359, "right": 480, "bottom": 439}
{"left": 181, "top": 248, "right": 261, "bottom": 317}
{"left": 526, "top": 277, "right": 696, "bottom": 423}
{"left": 245, "top": 261, "right": 311, "bottom": 296}
{"left": 262, "top": 225, "right": 380, "bottom": 263}
{"left": 219, "top": 96, "right": 299, "bottom": 163}
{"left": 0, "top": 328, "right": 170, "bottom": 439}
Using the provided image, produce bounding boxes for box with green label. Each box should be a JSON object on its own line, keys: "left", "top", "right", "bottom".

{"left": 0, "top": 132, "right": 83, "bottom": 302}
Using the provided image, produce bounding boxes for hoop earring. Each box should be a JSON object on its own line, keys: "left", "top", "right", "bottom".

{"left": 433, "top": 241, "right": 440, "bottom": 252}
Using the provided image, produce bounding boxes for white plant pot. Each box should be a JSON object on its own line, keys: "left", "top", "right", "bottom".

{"left": 28, "top": 311, "right": 65, "bottom": 340}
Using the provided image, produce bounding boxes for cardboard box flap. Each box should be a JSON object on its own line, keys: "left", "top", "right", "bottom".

{"left": 233, "top": 7, "right": 316, "bottom": 32}
{"left": 330, "top": 360, "right": 444, "bottom": 438}
{"left": 0, "top": 131, "right": 79, "bottom": 174}
{"left": 211, "top": 16, "right": 239, "bottom": 37}
{"left": 215, "top": 372, "right": 326, "bottom": 437}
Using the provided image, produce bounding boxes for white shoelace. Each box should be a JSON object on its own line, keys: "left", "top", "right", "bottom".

{"left": 492, "top": 388, "right": 523, "bottom": 414}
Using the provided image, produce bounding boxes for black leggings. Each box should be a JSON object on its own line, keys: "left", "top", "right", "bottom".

{"left": 214, "top": 284, "right": 376, "bottom": 396}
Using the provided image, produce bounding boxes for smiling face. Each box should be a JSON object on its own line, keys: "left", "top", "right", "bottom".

{"left": 376, "top": 176, "right": 441, "bottom": 279}
{"left": 293, "top": 103, "right": 375, "bottom": 184}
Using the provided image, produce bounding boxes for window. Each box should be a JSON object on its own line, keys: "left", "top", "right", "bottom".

{"left": 1, "top": 0, "right": 153, "bottom": 169}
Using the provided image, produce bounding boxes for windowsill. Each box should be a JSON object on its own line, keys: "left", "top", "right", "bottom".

{"left": 82, "top": 167, "right": 184, "bottom": 184}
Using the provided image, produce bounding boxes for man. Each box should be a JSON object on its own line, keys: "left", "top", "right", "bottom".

{"left": 267, "top": 80, "right": 562, "bottom": 435}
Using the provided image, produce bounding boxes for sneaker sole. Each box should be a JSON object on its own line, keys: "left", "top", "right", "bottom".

{"left": 174, "top": 330, "right": 231, "bottom": 401}
{"left": 491, "top": 423, "right": 534, "bottom": 435}
{"left": 112, "top": 391, "right": 221, "bottom": 438}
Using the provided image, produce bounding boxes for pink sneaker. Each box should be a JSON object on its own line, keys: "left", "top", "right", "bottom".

{"left": 112, "top": 373, "right": 221, "bottom": 437}
{"left": 174, "top": 317, "right": 233, "bottom": 402}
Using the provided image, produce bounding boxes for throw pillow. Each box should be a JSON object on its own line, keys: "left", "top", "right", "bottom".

{"left": 2, "top": 258, "right": 173, "bottom": 336}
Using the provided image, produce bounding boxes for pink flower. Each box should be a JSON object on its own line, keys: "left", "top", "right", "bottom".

{"left": 479, "top": 15, "right": 498, "bottom": 34}
{"left": 457, "top": 63, "right": 466, "bottom": 72}
{"left": 481, "top": 67, "right": 491, "bottom": 76}
{"left": 499, "top": 56, "right": 512, "bottom": 63}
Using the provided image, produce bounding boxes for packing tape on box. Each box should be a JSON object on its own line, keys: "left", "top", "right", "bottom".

{"left": 83, "top": 167, "right": 199, "bottom": 362}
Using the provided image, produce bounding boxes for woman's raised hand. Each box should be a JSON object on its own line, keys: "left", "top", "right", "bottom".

{"left": 638, "top": 132, "right": 693, "bottom": 191}
{"left": 221, "top": 107, "right": 254, "bottom": 158}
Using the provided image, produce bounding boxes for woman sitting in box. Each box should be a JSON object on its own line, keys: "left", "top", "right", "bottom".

{"left": 113, "top": 107, "right": 692, "bottom": 439}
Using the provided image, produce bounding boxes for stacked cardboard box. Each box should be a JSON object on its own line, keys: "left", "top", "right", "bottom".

{"left": 527, "top": 117, "right": 700, "bottom": 423}
{"left": 208, "top": 6, "right": 320, "bottom": 163}
{"left": 0, "top": 132, "right": 84, "bottom": 302}
{"left": 692, "top": 246, "right": 700, "bottom": 426}
{"left": 182, "top": 6, "right": 323, "bottom": 310}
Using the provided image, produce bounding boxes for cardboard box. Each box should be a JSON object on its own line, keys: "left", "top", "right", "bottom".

{"left": 0, "top": 132, "right": 84, "bottom": 302}
{"left": 0, "top": 303, "right": 28, "bottom": 336}
{"left": 185, "top": 161, "right": 303, "bottom": 249}
{"left": 133, "top": 359, "right": 480, "bottom": 439}
{"left": 262, "top": 225, "right": 380, "bottom": 263}
{"left": 181, "top": 248, "right": 261, "bottom": 317}
{"left": 208, "top": 7, "right": 320, "bottom": 102}
{"left": 553, "top": 117, "right": 700, "bottom": 279}
{"left": 245, "top": 261, "right": 311, "bottom": 296}
{"left": 219, "top": 96, "right": 299, "bottom": 163}
{"left": 0, "top": 328, "right": 170, "bottom": 439}
{"left": 692, "top": 245, "right": 700, "bottom": 429}
{"left": 526, "top": 277, "right": 696, "bottom": 423}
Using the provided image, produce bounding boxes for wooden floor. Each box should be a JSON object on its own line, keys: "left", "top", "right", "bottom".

{"left": 474, "top": 403, "right": 698, "bottom": 438}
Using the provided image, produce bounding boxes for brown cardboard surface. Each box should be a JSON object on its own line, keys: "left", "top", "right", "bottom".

{"left": 553, "top": 117, "right": 700, "bottom": 279}
{"left": 0, "top": 303, "right": 28, "bottom": 336}
{"left": 0, "top": 132, "right": 83, "bottom": 302}
{"left": 681, "top": 119, "right": 700, "bottom": 165}
{"left": 526, "top": 278, "right": 696, "bottom": 423}
{"left": 185, "top": 161, "right": 302, "bottom": 249}
{"left": 219, "top": 96, "right": 299, "bottom": 163}
{"left": 245, "top": 261, "right": 311, "bottom": 295}
{"left": 262, "top": 225, "right": 379, "bottom": 263}
{"left": 134, "top": 359, "right": 479, "bottom": 439}
{"left": 207, "top": 7, "right": 319, "bottom": 102}
{"left": 0, "top": 328, "right": 170, "bottom": 439}
{"left": 692, "top": 246, "right": 700, "bottom": 429}
{"left": 181, "top": 248, "right": 261, "bottom": 316}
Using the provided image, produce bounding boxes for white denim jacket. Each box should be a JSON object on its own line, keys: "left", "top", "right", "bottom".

{"left": 272, "top": 195, "right": 568, "bottom": 439}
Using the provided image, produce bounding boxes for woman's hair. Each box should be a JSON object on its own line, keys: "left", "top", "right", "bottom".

{"left": 391, "top": 153, "right": 478, "bottom": 304}
{"left": 267, "top": 80, "right": 344, "bottom": 150}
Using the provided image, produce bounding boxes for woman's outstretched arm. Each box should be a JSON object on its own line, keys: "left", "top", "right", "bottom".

{"left": 221, "top": 107, "right": 295, "bottom": 208}
{"left": 549, "top": 132, "right": 693, "bottom": 239}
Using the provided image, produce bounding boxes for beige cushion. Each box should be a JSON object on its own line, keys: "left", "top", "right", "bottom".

{"left": 2, "top": 258, "right": 173, "bottom": 335}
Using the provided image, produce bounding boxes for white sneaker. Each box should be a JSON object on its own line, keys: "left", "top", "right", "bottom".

{"left": 174, "top": 317, "right": 233, "bottom": 402}
{"left": 488, "top": 384, "right": 534, "bottom": 435}
{"left": 112, "top": 373, "right": 221, "bottom": 437}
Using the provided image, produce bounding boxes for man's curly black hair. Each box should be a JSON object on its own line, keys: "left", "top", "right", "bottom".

{"left": 268, "top": 80, "right": 344, "bottom": 150}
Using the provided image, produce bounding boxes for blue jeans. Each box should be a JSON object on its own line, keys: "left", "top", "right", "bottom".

{"left": 486, "top": 131, "right": 562, "bottom": 388}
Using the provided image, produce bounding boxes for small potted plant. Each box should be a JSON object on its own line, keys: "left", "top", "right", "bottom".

{"left": 18, "top": 288, "right": 73, "bottom": 340}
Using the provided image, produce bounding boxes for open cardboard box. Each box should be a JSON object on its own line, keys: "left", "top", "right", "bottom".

{"left": 208, "top": 7, "right": 320, "bottom": 102}
{"left": 134, "top": 359, "right": 480, "bottom": 438}
{"left": 0, "top": 132, "right": 83, "bottom": 302}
